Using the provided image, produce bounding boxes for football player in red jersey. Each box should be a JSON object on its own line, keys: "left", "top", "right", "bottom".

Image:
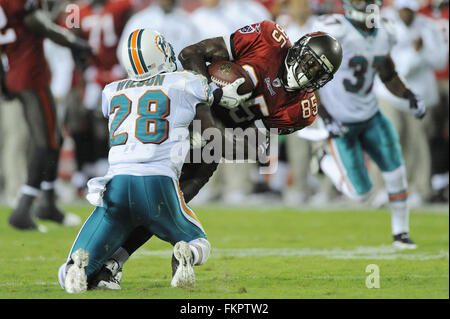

{"left": 76, "top": 0, "right": 135, "bottom": 87}
{"left": 61, "top": 0, "right": 135, "bottom": 194}
{"left": 0, "top": 0, "right": 91, "bottom": 230}
{"left": 177, "top": 20, "right": 342, "bottom": 201}
{"left": 85, "top": 20, "right": 343, "bottom": 289}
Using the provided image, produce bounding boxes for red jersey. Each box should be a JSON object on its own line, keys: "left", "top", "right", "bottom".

{"left": 0, "top": 0, "right": 51, "bottom": 92}
{"left": 213, "top": 20, "right": 318, "bottom": 133}
{"left": 418, "top": 3, "right": 449, "bottom": 79}
{"left": 77, "top": 0, "right": 134, "bottom": 85}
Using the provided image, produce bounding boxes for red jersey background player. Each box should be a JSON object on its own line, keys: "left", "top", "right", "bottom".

{"left": 75, "top": 0, "right": 135, "bottom": 87}
{"left": 59, "top": 0, "right": 136, "bottom": 195}
{"left": 0, "top": 0, "right": 90, "bottom": 230}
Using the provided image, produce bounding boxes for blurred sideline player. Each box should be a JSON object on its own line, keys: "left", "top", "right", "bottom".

{"left": 373, "top": 0, "right": 448, "bottom": 206}
{"left": 418, "top": 0, "right": 449, "bottom": 202}
{"left": 311, "top": 0, "right": 427, "bottom": 249}
{"left": 0, "top": 0, "right": 91, "bottom": 230}
{"left": 117, "top": 0, "right": 200, "bottom": 71}
{"left": 63, "top": 0, "right": 135, "bottom": 193}
{"left": 58, "top": 29, "right": 216, "bottom": 293}
{"left": 92, "top": 19, "right": 343, "bottom": 288}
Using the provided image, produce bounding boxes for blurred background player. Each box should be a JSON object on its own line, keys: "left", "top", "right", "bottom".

{"left": 117, "top": 0, "right": 200, "bottom": 71}
{"left": 417, "top": 0, "right": 449, "bottom": 203}
{"left": 311, "top": 0, "right": 427, "bottom": 248}
{"left": 0, "top": 0, "right": 91, "bottom": 230}
{"left": 372, "top": 0, "right": 448, "bottom": 208}
{"left": 62, "top": 0, "right": 136, "bottom": 195}
{"left": 58, "top": 29, "right": 214, "bottom": 293}
{"left": 189, "top": 0, "right": 239, "bottom": 39}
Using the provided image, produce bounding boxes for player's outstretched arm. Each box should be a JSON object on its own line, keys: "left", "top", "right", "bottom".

{"left": 376, "top": 55, "right": 426, "bottom": 119}
{"left": 178, "top": 37, "right": 230, "bottom": 82}
{"left": 23, "top": 9, "right": 91, "bottom": 54}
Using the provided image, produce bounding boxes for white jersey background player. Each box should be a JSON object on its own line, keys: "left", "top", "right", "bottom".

{"left": 58, "top": 29, "right": 216, "bottom": 293}
{"left": 311, "top": 0, "right": 427, "bottom": 249}
{"left": 116, "top": 0, "right": 200, "bottom": 70}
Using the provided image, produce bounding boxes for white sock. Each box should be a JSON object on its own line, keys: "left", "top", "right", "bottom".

{"left": 382, "top": 166, "right": 410, "bottom": 235}
{"left": 41, "top": 181, "right": 55, "bottom": 191}
{"left": 320, "top": 154, "right": 357, "bottom": 199}
{"left": 431, "top": 172, "right": 449, "bottom": 191}
{"left": 21, "top": 185, "right": 41, "bottom": 197}
{"left": 188, "top": 238, "right": 211, "bottom": 265}
{"left": 390, "top": 201, "right": 410, "bottom": 235}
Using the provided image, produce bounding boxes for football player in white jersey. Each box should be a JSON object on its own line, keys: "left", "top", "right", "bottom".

{"left": 311, "top": 0, "right": 426, "bottom": 249}
{"left": 57, "top": 28, "right": 247, "bottom": 293}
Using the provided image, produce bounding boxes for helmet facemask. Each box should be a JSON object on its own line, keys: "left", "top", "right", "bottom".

{"left": 282, "top": 38, "right": 334, "bottom": 93}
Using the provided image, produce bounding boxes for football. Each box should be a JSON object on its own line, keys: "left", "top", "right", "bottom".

{"left": 207, "top": 61, "right": 255, "bottom": 95}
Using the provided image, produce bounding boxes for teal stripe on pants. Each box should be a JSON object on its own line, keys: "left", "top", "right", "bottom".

{"left": 70, "top": 175, "right": 206, "bottom": 278}
{"left": 333, "top": 111, "right": 404, "bottom": 195}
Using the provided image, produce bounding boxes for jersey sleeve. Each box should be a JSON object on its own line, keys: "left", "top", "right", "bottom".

{"left": 311, "top": 14, "right": 347, "bottom": 41}
{"left": 229, "top": 20, "right": 276, "bottom": 60}
{"left": 101, "top": 89, "right": 110, "bottom": 118}
{"left": 184, "top": 72, "right": 214, "bottom": 109}
{"left": 262, "top": 92, "right": 318, "bottom": 132}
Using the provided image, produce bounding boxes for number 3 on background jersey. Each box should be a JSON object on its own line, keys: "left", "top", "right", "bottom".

{"left": 109, "top": 90, "right": 170, "bottom": 147}
{"left": 0, "top": 5, "right": 17, "bottom": 45}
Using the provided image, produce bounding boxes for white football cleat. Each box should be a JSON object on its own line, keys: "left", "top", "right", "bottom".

{"left": 171, "top": 241, "right": 195, "bottom": 288}
{"left": 62, "top": 213, "right": 82, "bottom": 227}
{"left": 65, "top": 248, "right": 89, "bottom": 294}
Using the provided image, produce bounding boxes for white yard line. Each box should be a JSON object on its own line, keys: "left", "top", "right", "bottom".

{"left": 2, "top": 246, "right": 448, "bottom": 264}
{"left": 136, "top": 245, "right": 449, "bottom": 261}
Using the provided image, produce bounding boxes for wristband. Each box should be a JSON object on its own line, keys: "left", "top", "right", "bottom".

{"left": 402, "top": 89, "right": 415, "bottom": 101}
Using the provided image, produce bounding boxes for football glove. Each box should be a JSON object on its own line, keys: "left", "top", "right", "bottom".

{"left": 211, "top": 78, "right": 252, "bottom": 109}
{"left": 190, "top": 130, "right": 206, "bottom": 149}
{"left": 404, "top": 89, "right": 426, "bottom": 119}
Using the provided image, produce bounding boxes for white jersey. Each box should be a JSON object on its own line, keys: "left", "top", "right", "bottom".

{"left": 86, "top": 71, "right": 213, "bottom": 206}
{"left": 374, "top": 9, "right": 448, "bottom": 110}
{"left": 312, "top": 14, "right": 397, "bottom": 123}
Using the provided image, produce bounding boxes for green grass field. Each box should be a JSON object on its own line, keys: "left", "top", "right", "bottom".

{"left": 0, "top": 203, "right": 448, "bottom": 299}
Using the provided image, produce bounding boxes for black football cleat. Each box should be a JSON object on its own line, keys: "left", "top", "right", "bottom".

{"left": 8, "top": 195, "right": 39, "bottom": 230}
{"left": 393, "top": 232, "right": 418, "bottom": 250}
{"left": 34, "top": 203, "right": 81, "bottom": 227}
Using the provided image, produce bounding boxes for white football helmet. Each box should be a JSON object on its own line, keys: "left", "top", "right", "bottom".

{"left": 121, "top": 29, "right": 177, "bottom": 81}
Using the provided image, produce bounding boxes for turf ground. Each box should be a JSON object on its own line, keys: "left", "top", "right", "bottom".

{"left": 0, "top": 203, "right": 448, "bottom": 300}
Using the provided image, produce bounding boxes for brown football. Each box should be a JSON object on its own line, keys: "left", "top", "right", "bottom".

{"left": 207, "top": 61, "right": 255, "bottom": 95}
